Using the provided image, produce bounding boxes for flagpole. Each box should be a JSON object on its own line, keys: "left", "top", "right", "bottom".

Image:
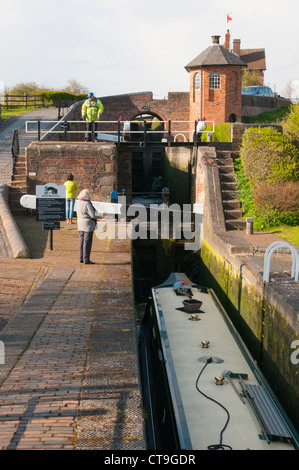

{"left": 226, "top": 12, "right": 233, "bottom": 46}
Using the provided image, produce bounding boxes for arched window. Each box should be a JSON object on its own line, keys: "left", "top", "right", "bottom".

{"left": 209, "top": 72, "right": 221, "bottom": 90}
{"left": 194, "top": 73, "right": 201, "bottom": 89}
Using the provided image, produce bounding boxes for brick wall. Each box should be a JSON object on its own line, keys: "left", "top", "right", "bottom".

{"left": 100, "top": 91, "right": 189, "bottom": 123}
{"left": 189, "top": 66, "right": 243, "bottom": 127}
{"left": 25, "top": 142, "right": 120, "bottom": 201}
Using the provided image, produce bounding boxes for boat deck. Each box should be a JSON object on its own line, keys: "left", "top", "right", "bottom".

{"left": 149, "top": 273, "right": 298, "bottom": 451}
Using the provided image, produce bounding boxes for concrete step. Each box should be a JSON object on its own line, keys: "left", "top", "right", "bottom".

{"left": 218, "top": 165, "right": 234, "bottom": 174}
{"left": 225, "top": 219, "right": 246, "bottom": 230}
{"left": 221, "top": 190, "right": 238, "bottom": 200}
{"left": 219, "top": 173, "right": 236, "bottom": 182}
{"left": 221, "top": 181, "right": 238, "bottom": 191}
{"left": 223, "top": 199, "right": 242, "bottom": 210}
{"left": 216, "top": 150, "right": 232, "bottom": 158}
{"left": 216, "top": 158, "right": 233, "bottom": 167}
{"left": 224, "top": 209, "right": 243, "bottom": 220}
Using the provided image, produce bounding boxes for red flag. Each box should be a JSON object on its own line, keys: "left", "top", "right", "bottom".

{"left": 226, "top": 13, "right": 232, "bottom": 23}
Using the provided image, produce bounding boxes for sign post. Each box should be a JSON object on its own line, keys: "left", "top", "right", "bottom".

{"left": 36, "top": 183, "right": 66, "bottom": 250}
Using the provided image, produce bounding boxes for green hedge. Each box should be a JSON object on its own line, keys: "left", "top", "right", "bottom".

{"left": 42, "top": 91, "right": 87, "bottom": 103}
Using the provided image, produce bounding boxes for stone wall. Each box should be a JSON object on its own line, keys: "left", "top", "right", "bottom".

{"left": 242, "top": 94, "right": 291, "bottom": 117}
{"left": 195, "top": 146, "right": 299, "bottom": 428}
{"left": 163, "top": 147, "right": 193, "bottom": 205}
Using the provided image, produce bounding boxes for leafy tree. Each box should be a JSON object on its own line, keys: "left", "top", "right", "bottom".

{"left": 240, "top": 127, "right": 299, "bottom": 183}
{"left": 242, "top": 69, "right": 261, "bottom": 88}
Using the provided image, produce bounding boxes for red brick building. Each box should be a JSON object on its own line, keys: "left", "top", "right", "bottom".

{"left": 223, "top": 29, "right": 266, "bottom": 85}
{"left": 185, "top": 35, "right": 247, "bottom": 126}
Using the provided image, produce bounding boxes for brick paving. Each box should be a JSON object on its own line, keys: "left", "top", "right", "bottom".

{"left": 0, "top": 216, "right": 145, "bottom": 450}
{"left": 0, "top": 111, "right": 297, "bottom": 450}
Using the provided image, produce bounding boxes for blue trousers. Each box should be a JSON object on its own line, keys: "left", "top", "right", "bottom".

{"left": 66, "top": 198, "right": 76, "bottom": 219}
{"left": 79, "top": 231, "right": 94, "bottom": 263}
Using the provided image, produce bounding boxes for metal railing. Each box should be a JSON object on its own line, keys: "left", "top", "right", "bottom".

{"left": 25, "top": 119, "right": 215, "bottom": 146}
{"left": 11, "top": 130, "right": 19, "bottom": 158}
{"left": 263, "top": 241, "right": 299, "bottom": 282}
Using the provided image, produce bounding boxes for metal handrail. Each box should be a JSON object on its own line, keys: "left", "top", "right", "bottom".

{"left": 25, "top": 119, "right": 215, "bottom": 145}
{"left": 263, "top": 241, "right": 299, "bottom": 282}
{"left": 11, "top": 129, "right": 19, "bottom": 158}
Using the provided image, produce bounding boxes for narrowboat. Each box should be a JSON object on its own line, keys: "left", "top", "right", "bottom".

{"left": 138, "top": 273, "right": 299, "bottom": 450}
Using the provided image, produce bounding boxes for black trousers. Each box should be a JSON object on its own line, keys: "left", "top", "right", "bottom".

{"left": 85, "top": 121, "right": 98, "bottom": 141}
{"left": 79, "top": 231, "right": 94, "bottom": 263}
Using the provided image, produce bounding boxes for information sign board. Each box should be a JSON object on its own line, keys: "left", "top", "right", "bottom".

{"left": 36, "top": 183, "right": 66, "bottom": 222}
{"left": 42, "top": 221, "right": 60, "bottom": 230}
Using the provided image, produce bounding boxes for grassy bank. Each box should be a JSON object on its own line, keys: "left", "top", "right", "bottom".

{"left": 268, "top": 226, "right": 299, "bottom": 247}
{"left": 1, "top": 106, "right": 35, "bottom": 121}
{"left": 0, "top": 106, "right": 45, "bottom": 121}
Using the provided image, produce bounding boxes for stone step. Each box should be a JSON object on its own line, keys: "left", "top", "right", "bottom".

{"left": 219, "top": 173, "right": 236, "bottom": 182}
{"left": 221, "top": 190, "right": 238, "bottom": 200}
{"left": 224, "top": 209, "right": 243, "bottom": 220}
{"left": 223, "top": 199, "right": 242, "bottom": 210}
{"left": 10, "top": 179, "right": 27, "bottom": 187}
{"left": 11, "top": 173, "right": 27, "bottom": 181}
{"left": 216, "top": 158, "right": 233, "bottom": 167}
{"left": 221, "top": 181, "right": 238, "bottom": 191}
{"left": 13, "top": 155, "right": 26, "bottom": 164}
{"left": 225, "top": 219, "right": 246, "bottom": 230}
{"left": 13, "top": 167, "right": 26, "bottom": 177}
{"left": 216, "top": 150, "right": 232, "bottom": 158}
{"left": 218, "top": 165, "right": 234, "bottom": 174}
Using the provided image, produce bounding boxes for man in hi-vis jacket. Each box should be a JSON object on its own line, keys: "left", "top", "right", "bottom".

{"left": 82, "top": 92, "right": 104, "bottom": 142}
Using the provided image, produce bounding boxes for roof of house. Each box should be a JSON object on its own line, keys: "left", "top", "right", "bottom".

{"left": 185, "top": 43, "right": 247, "bottom": 70}
{"left": 239, "top": 49, "right": 266, "bottom": 71}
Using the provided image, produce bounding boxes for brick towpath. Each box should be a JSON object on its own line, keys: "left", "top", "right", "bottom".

{"left": 0, "top": 215, "right": 145, "bottom": 450}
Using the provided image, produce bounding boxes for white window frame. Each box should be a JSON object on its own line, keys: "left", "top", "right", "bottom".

{"left": 209, "top": 72, "right": 221, "bottom": 90}
{"left": 194, "top": 73, "right": 201, "bottom": 90}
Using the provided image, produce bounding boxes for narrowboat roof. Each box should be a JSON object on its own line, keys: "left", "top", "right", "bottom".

{"left": 150, "top": 273, "right": 299, "bottom": 450}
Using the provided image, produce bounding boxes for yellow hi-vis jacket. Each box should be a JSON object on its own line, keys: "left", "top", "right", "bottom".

{"left": 82, "top": 97, "right": 104, "bottom": 121}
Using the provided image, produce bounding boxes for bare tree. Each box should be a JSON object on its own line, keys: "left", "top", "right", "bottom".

{"left": 283, "top": 80, "right": 299, "bottom": 101}
{"left": 63, "top": 79, "right": 88, "bottom": 94}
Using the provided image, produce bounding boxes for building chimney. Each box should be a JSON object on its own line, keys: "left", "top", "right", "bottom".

{"left": 233, "top": 39, "right": 241, "bottom": 56}
{"left": 224, "top": 29, "right": 230, "bottom": 50}
{"left": 211, "top": 35, "right": 220, "bottom": 45}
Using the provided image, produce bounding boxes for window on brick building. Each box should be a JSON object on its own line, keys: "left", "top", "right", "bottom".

{"left": 194, "top": 73, "right": 201, "bottom": 89}
{"left": 209, "top": 72, "right": 221, "bottom": 90}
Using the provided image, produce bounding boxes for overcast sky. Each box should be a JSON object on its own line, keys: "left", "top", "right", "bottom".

{"left": 1, "top": 0, "right": 299, "bottom": 98}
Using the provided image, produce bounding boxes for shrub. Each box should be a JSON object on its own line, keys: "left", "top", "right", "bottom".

{"left": 240, "top": 127, "right": 299, "bottom": 183}
{"left": 253, "top": 181, "right": 299, "bottom": 212}
{"left": 233, "top": 157, "right": 299, "bottom": 229}
{"left": 282, "top": 103, "right": 299, "bottom": 145}
{"left": 201, "top": 123, "right": 231, "bottom": 142}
